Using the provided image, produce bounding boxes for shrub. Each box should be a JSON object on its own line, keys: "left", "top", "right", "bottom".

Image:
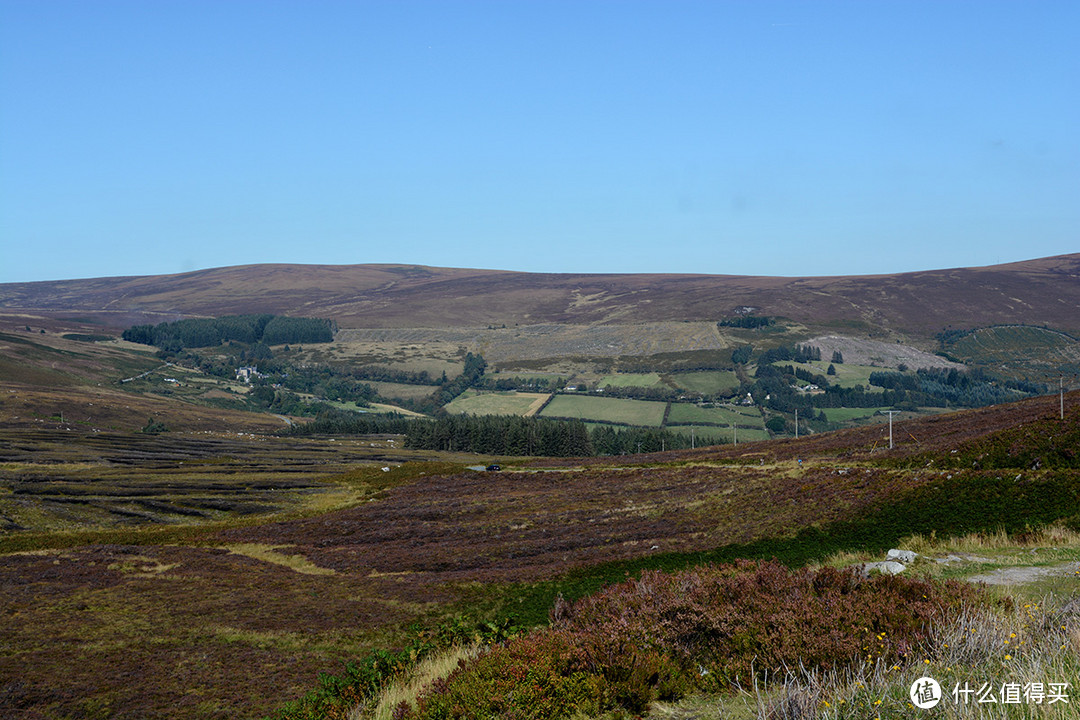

{"left": 396, "top": 561, "right": 975, "bottom": 719}
{"left": 554, "top": 560, "right": 974, "bottom": 692}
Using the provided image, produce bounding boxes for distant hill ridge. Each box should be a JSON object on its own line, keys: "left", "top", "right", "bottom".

{"left": 1, "top": 254, "right": 1078, "bottom": 337}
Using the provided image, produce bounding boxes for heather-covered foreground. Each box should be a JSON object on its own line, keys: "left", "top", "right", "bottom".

{"left": 391, "top": 562, "right": 977, "bottom": 720}
{"left": 2, "top": 393, "right": 1080, "bottom": 719}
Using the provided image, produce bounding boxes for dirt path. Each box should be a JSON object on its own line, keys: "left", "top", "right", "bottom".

{"left": 965, "top": 560, "right": 1080, "bottom": 586}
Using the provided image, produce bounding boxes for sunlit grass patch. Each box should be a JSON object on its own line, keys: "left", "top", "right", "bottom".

{"left": 223, "top": 543, "right": 336, "bottom": 575}
{"left": 107, "top": 554, "right": 180, "bottom": 575}
{"left": 356, "top": 644, "right": 484, "bottom": 720}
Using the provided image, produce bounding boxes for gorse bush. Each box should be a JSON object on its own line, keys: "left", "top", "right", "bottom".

{"left": 394, "top": 561, "right": 976, "bottom": 719}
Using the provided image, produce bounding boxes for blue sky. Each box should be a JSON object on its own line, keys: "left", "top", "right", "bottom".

{"left": 1, "top": 1, "right": 1077, "bottom": 283}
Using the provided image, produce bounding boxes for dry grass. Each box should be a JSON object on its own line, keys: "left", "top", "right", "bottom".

{"left": 716, "top": 594, "right": 1080, "bottom": 720}
{"left": 353, "top": 644, "right": 484, "bottom": 720}
{"left": 816, "top": 525, "right": 1080, "bottom": 591}
{"left": 223, "top": 543, "right": 336, "bottom": 576}
{"left": 901, "top": 526, "right": 1080, "bottom": 555}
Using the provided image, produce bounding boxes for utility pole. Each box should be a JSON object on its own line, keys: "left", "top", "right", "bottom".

{"left": 733, "top": 423, "right": 737, "bottom": 446}
{"left": 884, "top": 410, "right": 898, "bottom": 449}
{"left": 794, "top": 409, "right": 798, "bottom": 439}
{"left": 1061, "top": 376, "right": 1065, "bottom": 420}
{"left": 691, "top": 426, "right": 695, "bottom": 450}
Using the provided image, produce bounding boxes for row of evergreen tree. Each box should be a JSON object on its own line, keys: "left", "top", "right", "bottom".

{"left": 123, "top": 314, "right": 334, "bottom": 350}
{"left": 281, "top": 408, "right": 415, "bottom": 435}
{"left": 404, "top": 414, "right": 716, "bottom": 456}
{"left": 285, "top": 411, "right": 718, "bottom": 457}
{"left": 718, "top": 315, "right": 773, "bottom": 329}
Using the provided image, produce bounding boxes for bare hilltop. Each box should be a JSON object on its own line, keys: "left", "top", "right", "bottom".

{"left": 2, "top": 253, "right": 1078, "bottom": 337}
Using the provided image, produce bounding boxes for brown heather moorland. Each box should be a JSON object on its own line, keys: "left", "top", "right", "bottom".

{"left": 2, "top": 257, "right": 1079, "bottom": 718}
{"left": 2, "top": 254, "right": 1079, "bottom": 336}
{"left": 2, "top": 391, "right": 1079, "bottom": 719}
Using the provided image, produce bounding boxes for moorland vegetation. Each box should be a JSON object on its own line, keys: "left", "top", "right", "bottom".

{"left": 2, "top": 258, "right": 1080, "bottom": 719}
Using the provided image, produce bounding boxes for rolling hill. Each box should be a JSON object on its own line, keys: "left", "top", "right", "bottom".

{"left": 2, "top": 254, "right": 1079, "bottom": 339}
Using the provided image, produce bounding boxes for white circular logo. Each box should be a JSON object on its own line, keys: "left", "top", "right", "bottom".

{"left": 910, "top": 676, "right": 942, "bottom": 709}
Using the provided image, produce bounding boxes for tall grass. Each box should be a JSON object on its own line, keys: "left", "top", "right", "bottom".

{"left": 353, "top": 644, "right": 483, "bottom": 720}
{"left": 749, "top": 594, "right": 1080, "bottom": 719}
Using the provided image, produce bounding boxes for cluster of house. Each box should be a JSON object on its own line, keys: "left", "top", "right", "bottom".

{"left": 235, "top": 366, "right": 263, "bottom": 383}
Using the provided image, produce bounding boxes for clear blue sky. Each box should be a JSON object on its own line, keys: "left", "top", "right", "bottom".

{"left": 1, "top": 0, "right": 1077, "bottom": 283}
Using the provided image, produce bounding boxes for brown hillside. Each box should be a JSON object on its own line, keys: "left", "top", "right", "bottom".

{"left": 1, "top": 254, "right": 1078, "bottom": 336}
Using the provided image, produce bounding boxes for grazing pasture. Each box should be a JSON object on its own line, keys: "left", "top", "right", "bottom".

{"left": 783, "top": 360, "right": 885, "bottom": 388}
{"left": 667, "top": 370, "right": 740, "bottom": 395}
{"left": 820, "top": 406, "right": 893, "bottom": 423}
{"left": 441, "top": 390, "right": 550, "bottom": 417}
{"left": 539, "top": 395, "right": 667, "bottom": 427}
{"left": 666, "top": 403, "right": 764, "bottom": 428}
{"left": 598, "top": 372, "right": 666, "bottom": 388}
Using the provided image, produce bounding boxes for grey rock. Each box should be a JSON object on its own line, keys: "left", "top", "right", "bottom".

{"left": 861, "top": 560, "right": 907, "bottom": 576}
{"left": 886, "top": 549, "right": 918, "bottom": 564}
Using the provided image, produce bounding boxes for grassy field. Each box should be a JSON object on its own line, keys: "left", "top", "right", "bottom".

{"left": 667, "top": 370, "right": 740, "bottom": 395}
{"left": 540, "top": 394, "right": 667, "bottom": 427}
{"left": 367, "top": 381, "right": 440, "bottom": 401}
{"left": 598, "top": 372, "right": 666, "bottom": 388}
{"left": 783, "top": 360, "right": 885, "bottom": 388}
{"left": 819, "top": 406, "right": 892, "bottom": 423}
{"left": 666, "top": 403, "right": 764, "bottom": 428}
{"left": 441, "top": 390, "right": 550, "bottom": 417}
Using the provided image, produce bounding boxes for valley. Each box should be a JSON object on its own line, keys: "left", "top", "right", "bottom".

{"left": 1, "top": 256, "right": 1079, "bottom": 719}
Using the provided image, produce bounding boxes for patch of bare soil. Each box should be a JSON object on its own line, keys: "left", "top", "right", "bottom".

{"left": 965, "top": 560, "right": 1080, "bottom": 586}
{"left": 806, "top": 335, "right": 962, "bottom": 370}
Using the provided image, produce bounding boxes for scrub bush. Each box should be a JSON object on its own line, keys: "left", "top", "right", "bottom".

{"left": 396, "top": 561, "right": 975, "bottom": 719}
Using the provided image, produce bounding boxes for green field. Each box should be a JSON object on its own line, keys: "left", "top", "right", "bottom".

{"left": 367, "top": 381, "right": 439, "bottom": 401}
{"left": 540, "top": 395, "right": 667, "bottom": 427}
{"left": 598, "top": 372, "right": 666, "bottom": 388}
{"left": 442, "top": 390, "right": 550, "bottom": 417}
{"left": 820, "top": 407, "right": 892, "bottom": 423}
{"left": 667, "top": 370, "right": 740, "bottom": 395}
{"left": 665, "top": 403, "right": 764, "bottom": 428}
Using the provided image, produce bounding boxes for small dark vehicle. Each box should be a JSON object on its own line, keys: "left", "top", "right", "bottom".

{"left": 485, "top": 464, "right": 501, "bottom": 471}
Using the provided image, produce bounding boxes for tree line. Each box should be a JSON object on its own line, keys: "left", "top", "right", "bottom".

{"left": 404, "top": 415, "right": 718, "bottom": 456}
{"left": 285, "top": 411, "right": 720, "bottom": 457}
{"left": 718, "top": 315, "right": 773, "bottom": 329}
{"left": 123, "top": 314, "right": 335, "bottom": 350}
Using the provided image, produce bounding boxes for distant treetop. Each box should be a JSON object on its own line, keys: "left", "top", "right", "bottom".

{"left": 122, "top": 314, "right": 335, "bottom": 350}
{"left": 718, "top": 315, "right": 773, "bottom": 329}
